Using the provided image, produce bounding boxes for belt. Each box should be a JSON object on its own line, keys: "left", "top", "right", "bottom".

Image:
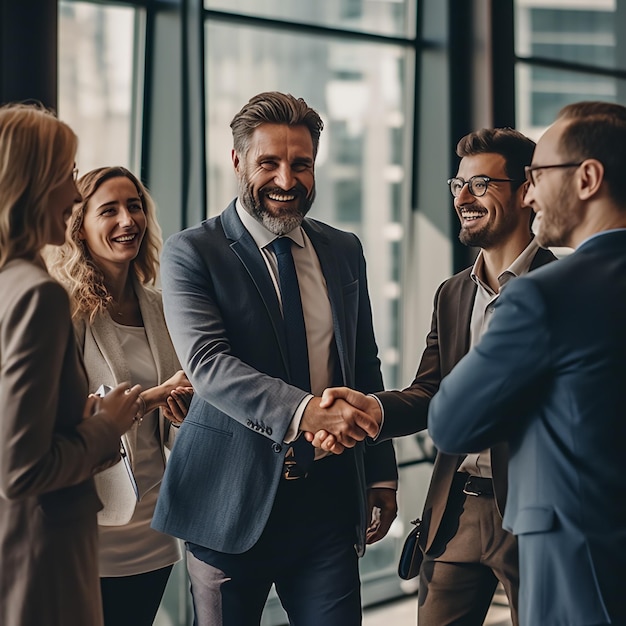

{"left": 462, "top": 474, "right": 494, "bottom": 497}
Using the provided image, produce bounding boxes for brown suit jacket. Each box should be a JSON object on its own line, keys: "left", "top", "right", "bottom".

{"left": 377, "top": 246, "right": 556, "bottom": 552}
{"left": 0, "top": 259, "right": 120, "bottom": 626}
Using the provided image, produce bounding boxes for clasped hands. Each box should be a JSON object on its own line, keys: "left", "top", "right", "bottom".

{"left": 301, "top": 387, "right": 381, "bottom": 455}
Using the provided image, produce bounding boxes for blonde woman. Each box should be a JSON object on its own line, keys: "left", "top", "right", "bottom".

{"left": 0, "top": 105, "right": 142, "bottom": 626}
{"left": 48, "top": 166, "right": 192, "bottom": 626}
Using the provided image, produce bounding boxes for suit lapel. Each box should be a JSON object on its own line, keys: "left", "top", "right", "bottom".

{"left": 90, "top": 312, "right": 140, "bottom": 453}
{"left": 135, "top": 282, "right": 177, "bottom": 449}
{"left": 221, "top": 204, "right": 289, "bottom": 373}
{"left": 441, "top": 270, "right": 476, "bottom": 372}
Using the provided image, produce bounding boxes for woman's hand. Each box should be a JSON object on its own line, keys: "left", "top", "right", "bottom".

{"left": 91, "top": 382, "right": 144, "bottom": 437}
{"left": 139, "top": 370, "right": 193, "bottom": 421}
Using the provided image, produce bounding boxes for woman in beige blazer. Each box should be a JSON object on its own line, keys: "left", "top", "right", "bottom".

{"left": 48, "top": 166, "right": 192, "bottom": 626}
{"left": 0, "top": 106, "right": 143, "bottom": 626}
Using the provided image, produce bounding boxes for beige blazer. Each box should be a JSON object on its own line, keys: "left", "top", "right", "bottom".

{"left": 0, "top": 259, "right": 120, "bottom": 626}
{"left": 74, "top": 282, "right": 181, "bottom": 525}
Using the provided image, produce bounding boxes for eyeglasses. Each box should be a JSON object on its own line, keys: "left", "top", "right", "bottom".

{"left": 524, "top": 162, "right": 583, "bottom": 186}
{"left": 447, "top": 175, "right": 521, "bottom": 198}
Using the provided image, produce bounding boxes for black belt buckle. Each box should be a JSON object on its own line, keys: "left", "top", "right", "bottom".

{"left": 462, "top": 475, "right": 493, "bottom": 497}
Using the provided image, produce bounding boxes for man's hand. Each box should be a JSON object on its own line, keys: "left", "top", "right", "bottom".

{"left": 366, "top": 487, "right": 398, "bottom": 544}
{"left": 303, "top": 387, "right": 382, "bottom": 454}
{"left": 300, "top": 390, "right": 380, "bottom": 451}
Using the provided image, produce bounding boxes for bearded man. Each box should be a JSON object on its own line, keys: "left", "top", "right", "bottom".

{"left": 312, "top": 127, "right": 556, "bottom": 626}
{"left": 152, "top": 91, "right": 398, "bottom": 626}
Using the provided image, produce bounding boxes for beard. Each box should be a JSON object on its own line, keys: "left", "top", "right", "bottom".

{"left": 238, "top": 177, "right": 315, "bottom": 236}
{"left": 458, "top": 200, "right": 520, "bottom": 249}
{"left": 535, "top": 186, "right": 580, "bottom": 248}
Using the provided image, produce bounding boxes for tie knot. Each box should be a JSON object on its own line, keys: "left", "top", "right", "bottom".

{"left": 271, "top": 237, "right": 293, "bottom": 256}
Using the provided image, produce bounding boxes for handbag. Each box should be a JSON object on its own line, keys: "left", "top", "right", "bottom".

{"left": 398, "top": 518, "right": 423, "bottom": 580}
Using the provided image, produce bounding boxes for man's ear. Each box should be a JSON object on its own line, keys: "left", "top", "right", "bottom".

{"left": 578, "top": 159, "right": 604, "bottom": 201}
{"left": 518, "top": 179, "right": 531, "bottom": 207}
{"left": 232, "top": 149, "right": 240, "bottom": 172}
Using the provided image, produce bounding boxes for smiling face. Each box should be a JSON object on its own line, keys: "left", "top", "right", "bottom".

{"left": 79, "top": 176, "right": 146, "bottom": 275}
{"left": 233, "top": 123, "right": 316, "bottom": 235}
{"left": 46, "top": 168, "right": 81, "bottom": 246}
{"left": 524, "top": 120, "right": 584, "bottom": 249}
{"left": 454, "top": 152, "right": 526, "bottom": 250}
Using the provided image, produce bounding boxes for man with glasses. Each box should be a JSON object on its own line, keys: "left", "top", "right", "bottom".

{"left": 312, "top": 127, "right": 555, "bottom": 625}
{"left": 429, "top": 102, "right": 626, "bottom": 626}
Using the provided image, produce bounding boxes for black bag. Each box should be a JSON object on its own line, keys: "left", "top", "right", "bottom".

{"left": 398, "top": 518, "right": 423, "bottom": 580}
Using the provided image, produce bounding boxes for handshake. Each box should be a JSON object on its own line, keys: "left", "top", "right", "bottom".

{"left": 301, "top": 387, "right": 382, "bottom": 454}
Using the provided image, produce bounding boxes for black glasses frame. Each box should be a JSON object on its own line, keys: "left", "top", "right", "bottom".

{"left": 446, "top": 175, "right": 521, "bottom": 198}
{"left": 524, "top": 162, "right": 583, "bottom": 186}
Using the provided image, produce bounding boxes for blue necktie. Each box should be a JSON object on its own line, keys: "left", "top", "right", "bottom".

{"left": 271, "top": 237, "right": 314, "bottom": 477}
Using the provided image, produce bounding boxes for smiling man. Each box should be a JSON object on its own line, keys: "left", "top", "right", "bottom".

{"left": 152, "top": 92, "right": 398, "bottom": 626}
{"left": 429, "top": 101, "right": 626, "bottom": 626}
{"left": 314, "top": 127, "right": 555, "bottom": 625}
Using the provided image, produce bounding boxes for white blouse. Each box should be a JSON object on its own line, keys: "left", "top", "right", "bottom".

{"left": 98, "top": 321, "right": 181, "bottom": 577}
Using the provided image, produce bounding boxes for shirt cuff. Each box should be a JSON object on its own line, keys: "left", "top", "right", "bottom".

{"left": 368, "top": 481, "right": 398, "bottom": 490}
{"left": 283, "top": 394, "right": 314, "bottom": 443}
{"left": 369, "top": 393, "right": 385, "bottom": 440}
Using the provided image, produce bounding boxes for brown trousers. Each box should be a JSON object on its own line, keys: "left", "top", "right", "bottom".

{"left": 418, "top": 476, "right": 519, "bottom": 626}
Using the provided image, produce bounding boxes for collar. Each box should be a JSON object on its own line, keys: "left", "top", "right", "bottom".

{"left": 577, "top": 227, "right": 626, "bottom": 250}
{"left": 471, "top": 237, "right": 540, "bottom": 292}
{"left": 235, "top": 198, "right": 305, "bottom": 250}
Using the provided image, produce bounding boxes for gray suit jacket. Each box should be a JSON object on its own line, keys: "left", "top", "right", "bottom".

{"left": 429, "top": 231, "right": 626, "bottom": 626}
{"left": 0, "top": 259, "right": 120, "bottom": 626}
{"left": 152, "top": 201, "right": 397, "bottom": 555}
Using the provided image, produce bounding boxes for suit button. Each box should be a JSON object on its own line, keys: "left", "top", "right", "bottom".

{"left": 266, "top": 427, "right": 272, "bottom": 436}
{"left": 272, "top": 443, "right": 282, "bottom": 453}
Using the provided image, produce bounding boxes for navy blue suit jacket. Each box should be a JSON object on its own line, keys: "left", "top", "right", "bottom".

{"left": 152, "top": 202, "right": 397, "bottom": 556}
{"left": 429, "top": 231, "right": 626, "bottom": 626}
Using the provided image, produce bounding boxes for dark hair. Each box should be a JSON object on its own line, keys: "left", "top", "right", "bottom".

{"left": 556, "top": 101, "right": 626, "bottom": 206}
{"left": 456, "top": 127, "right": 536, "bottom": 186}
{"left": 230, "top": 91, "right": 324, "bottom": 158}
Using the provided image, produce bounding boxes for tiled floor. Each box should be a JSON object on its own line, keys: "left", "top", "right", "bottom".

{"left": 363, "top": 586, "right": 513, "bottom": 626}
{"left": 363, "top": 594, "right": 513, "bottom": 625}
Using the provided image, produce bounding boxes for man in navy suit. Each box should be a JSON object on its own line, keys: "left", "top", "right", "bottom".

{"left": 310, "top": 127, "right": 555, "bottom": 625}
{"left": 428, "top": 101, "right": 626, "bottom": 626}
{"left": 152, "top": 91, "right": 397, "bottom": 626}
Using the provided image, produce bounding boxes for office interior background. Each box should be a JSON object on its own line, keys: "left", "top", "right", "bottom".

{"left": 1, "top": 0, "right": 624, "bottom": 623}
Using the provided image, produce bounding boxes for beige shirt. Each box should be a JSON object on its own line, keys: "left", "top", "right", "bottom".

{"left": 458, "top": 238, "right": 540, "bottom": 477}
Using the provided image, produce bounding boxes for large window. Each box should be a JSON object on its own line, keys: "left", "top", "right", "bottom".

{"left": 515, "top": 0, "right": 625, "bottom": 139}
{"left": 205, "top": 19, "right": 413, "bottom": 389}
{"left": 205, "top": 0, "right": 416, "bottom": 38}
{"left": 58, "top": 1, "right": 139, "bottom": 171}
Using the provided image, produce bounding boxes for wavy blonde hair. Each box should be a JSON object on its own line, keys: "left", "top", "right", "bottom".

{"left": 47, "top": 166, "right": 162, "bottom": 322}
{"left": 0, "top": 103, "right": 77, "bottom": 269}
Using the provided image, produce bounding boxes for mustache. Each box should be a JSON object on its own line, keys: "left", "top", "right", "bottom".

{"left": 260, "top": 183, "right": 309, "bottom": 198}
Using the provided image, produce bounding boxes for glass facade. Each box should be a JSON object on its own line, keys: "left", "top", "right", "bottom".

{"left": 58, "top": 1, "right": 138, "bottom": 171}
{"left": 514, "top": 0, "right": 624, "bottom": 139}
{"left": 205, "top": 20, "right": 413, "bottom": 389}
{"left": 204, "top": 0, "right": 416, "bottom": 38}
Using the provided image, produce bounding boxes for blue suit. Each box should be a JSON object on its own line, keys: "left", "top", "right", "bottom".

{"left": 152, "top": 202, "right": 397, "bottom": 622}
{"left": 428, "top": 230, "right": 626, "bottom": 626}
